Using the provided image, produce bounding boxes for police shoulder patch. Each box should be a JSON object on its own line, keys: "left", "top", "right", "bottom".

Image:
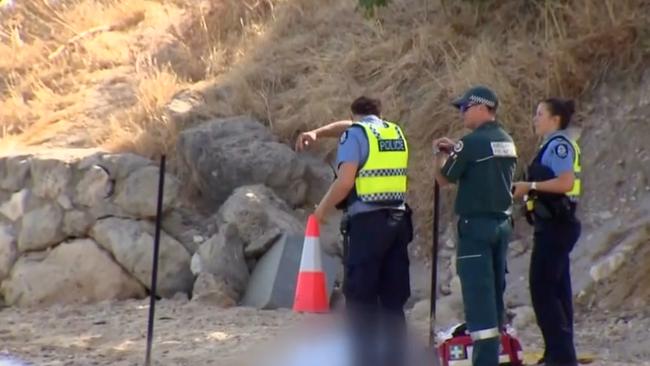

{"left": 453, "top": 140, "right": 464, "bottom": 153}
{"left": 339, "top": 130, "right": 348, "bottom": 145}
{"left": 555, "top": 143, "right": 569, "bottom": 158}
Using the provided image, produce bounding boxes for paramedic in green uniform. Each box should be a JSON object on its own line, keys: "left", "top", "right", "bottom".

{"left": 433, "top": 86, "right": 518, "bottom": 366}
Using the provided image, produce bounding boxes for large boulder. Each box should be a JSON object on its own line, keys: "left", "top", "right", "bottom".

{"left": 177, "top": 116, "right": 316, "bottom": 208}
{"left": 216, "top": 185, "right": 304, "bottom": 259}
{"left": 0, "top": 224, "right": 17, "bottom": 281}
{"left": 297, "top": 153, "right": 335, "bottom": 206}
{"left": 90, "top": 217, "right": 193, "bottom": 297}
{"left": 113, "top": 165, "right": 180, "bottom": 218}
{"left": 78, "top": 152, "right": 152, "bottom": 181}
{"left": 74, "top": 153, "right": 174, "bottom": 220}
{"left": 1, "top": 239, "right": 146, "bottom": 306}
{"left": 74, "top": 164, "right": 115, "bottom": 208}
{"left": 190, "top": 224, "right": 249, "bottom": 306}
{"left": 29, "top": 158, "right": 72, "bottom": 200}
{"left": 0, "top": 155, "right": 31, "bottom": 192}
{"left": 17, "top": 203, "right": 65, "bottom": 252}
{"left": 0, "top": 189, "right": 30, "bottom": 222}
{"left": 63, "top": 210, "right": 94, "bottom": 238}
{"left": 191, "top": 272, "right": 239, "bottom": 308}
{"left": 161, "top": 208, "right": 210, "bottom": 255}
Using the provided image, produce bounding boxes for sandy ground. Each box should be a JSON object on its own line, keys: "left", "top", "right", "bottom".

{"left": 0, "top": 298, "right": 649, "bottom": 366}
{"left": 0, "top": 298, "right": 302, "bottom": 366}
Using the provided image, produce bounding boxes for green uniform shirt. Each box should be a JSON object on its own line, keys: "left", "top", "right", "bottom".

{"left": 441, "top": 121, "right": 517, "bottom": 217}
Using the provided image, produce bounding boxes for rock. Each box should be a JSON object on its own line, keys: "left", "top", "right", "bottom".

{"left": 588, "top": 227, "right": 648, "bottom": 284}
{"left": 411, "top": 283, "right": 465, "bottom": 330}
{"left": 245, "top": 257, "right": 257, "bottom": 273}
{"left": 247, "top": 228, "right": 283, "bottom": 258}
{"left": 330, "top": 288, "right": 345, "bottom": 311}
{"left": 114, "top": 166, "right": 179, "bottom": 218}
{"left": 444, "top": 237, "right": 455, "bottom": 249}
{"left": 319, "top": 211, "right": 344, "bottom": 258}
{"left": 191, "top": 272, "right": 238, "bottom": 307}
{"left": 449, "top": 253, "right": 457, "bottom": 275}
{"left": 0, "top": 155, "right": 31, "bottom": 191}
{"left": 80, "top": 153, "right": 151, "bottom": 181}
{"left": 171, "top": 291, "right": 190, "bottom": 302}
{"left": 595, "top": 211, "right": 614, "bottom": 221}
{"left": 590, "top": 253, "right": 626, "bottom": 282}
{"left": 439, "top": 292, "right": 464, "bottom": 319}
{"left": 408, "top": 299, "right": 431, "bottom": 324}
{"left": 512, "top": 306, "right": 536, "bottom": 331}
{"left": 176, "top": 117, "right": 310, "bottom": 208}
{"left": 297, "top": 153, "right": 335, "bottom": 205}
{"left": 161, "top": 209, "right": 208, "bottom": 254}
{"left": 90, "top": 217, "right": 193, "bottom": 297}
{"left": 0, "top": 224, "right": 17, "bottom": 281}
{"left": 18, "top": 203, "right": 65, "bottom": 252}
{"left": 75, "top": 165, "right": 114, "bottom": 207}
{"left": 56, "top": 194, "right": 73, "bottom": 210}
{"left": 191, "top": 224, "right": 249, "bottom": 300}
{"left": 408, "top": 296, "right": 463, "bottom": 331}
{"left": 509, "top": 239, "right": 528, "bottom": 256}
{"left": 63, "top": 210, "right": 94, "bottom": 237}
{"left": 30, "top": 159, "right": 72, "bottom": 200}
{"left": 449, "top": 275, "right": 462, "bottom": 296}
{"left": 165, "top": 88, "right": 210, "bottom": 127}
{"left": 0, "top": 189, "right": 30, "bottom": 222}
{"left": 1, "top": 239, "right": 146, "bottom": 307}
{"left": 217, "top": 185, "right": 304, "bottom": 258}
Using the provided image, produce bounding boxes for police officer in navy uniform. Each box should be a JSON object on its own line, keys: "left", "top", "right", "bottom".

{"left": 295, "top": 96, "right": 413, "bottom": 366}
{"left": 513, "top": 98, "right": 582, "bottom": 366}
{"left": 433, "top": 86, "right": 518, "bottom": 366}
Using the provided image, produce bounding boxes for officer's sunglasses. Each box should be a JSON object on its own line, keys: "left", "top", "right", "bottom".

{"left": 460, "top": 102, "right": 479, "bottom": 113}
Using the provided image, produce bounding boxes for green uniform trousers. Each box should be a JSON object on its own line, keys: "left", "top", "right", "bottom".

{"left": 456, "top": 215, "right": 512, "bottom": 366}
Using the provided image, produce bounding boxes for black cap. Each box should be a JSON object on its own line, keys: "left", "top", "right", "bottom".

{"left": 451, "top": 85, "right": 499, "bottom": 110}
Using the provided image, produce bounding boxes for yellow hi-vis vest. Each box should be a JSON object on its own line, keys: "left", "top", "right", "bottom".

{"left": 566, "top": 138, "right": 582, "bottom": 198}
{"left": 353, "top": 120, "right": 409, "bottom": 204}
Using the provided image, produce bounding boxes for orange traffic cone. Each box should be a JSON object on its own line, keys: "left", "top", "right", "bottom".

{"left": 293, "top": 214, "right": 329, "bottom": 313}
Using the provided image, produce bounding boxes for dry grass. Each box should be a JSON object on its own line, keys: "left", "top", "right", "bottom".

{"left": 100, "top": 63, "right": 185, "bottom": 158}
{"left": 186, "top": 0, "right": 648, "bottom": 249}
{"left": 0, "top": 0, "right": 190, "bottom": 146}
{"left": 1, "top": 0, "right": 649, "bottom": 250}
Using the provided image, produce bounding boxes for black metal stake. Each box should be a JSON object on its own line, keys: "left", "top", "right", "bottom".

{"left": 429, "top": 181, "right": 440, "bottom": 348}
{"left": 145, "top": 154, "right": 166, "bottom": 366}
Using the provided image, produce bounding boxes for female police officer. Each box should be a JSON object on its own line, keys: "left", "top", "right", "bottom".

{"left": 513, "top": 98, "right": 582, "bottom": 366}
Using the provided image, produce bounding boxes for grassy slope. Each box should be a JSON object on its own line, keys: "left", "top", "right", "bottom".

{"left": 1, "top": 0, "right": 649, "bottom": 250}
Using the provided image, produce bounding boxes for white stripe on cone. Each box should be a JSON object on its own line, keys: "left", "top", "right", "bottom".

{"left": 299, "top": 236, "right": 323, "bottom": 272}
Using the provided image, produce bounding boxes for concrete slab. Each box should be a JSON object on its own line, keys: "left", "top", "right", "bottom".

{"left": 242, "top": 233, "right": 341, "bottom": 310}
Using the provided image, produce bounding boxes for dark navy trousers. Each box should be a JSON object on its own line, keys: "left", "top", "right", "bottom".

{"left": 342, "top": 208, "right": 413, "bottom": 366}
{"left": 530, "top": 219, "right": 581, "bottom": 366}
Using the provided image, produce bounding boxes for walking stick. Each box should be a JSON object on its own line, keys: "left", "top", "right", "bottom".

{"left": 429, "top": 180, "right": 441, "bottom": 365}
{"left": 145, "top": 154, "right": 166, "bottom": 366}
